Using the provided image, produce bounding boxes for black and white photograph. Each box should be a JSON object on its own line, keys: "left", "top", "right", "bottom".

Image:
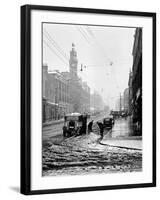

{"left": 20, "top": 5, "right": 156, "bottom": 194}
{"left": 42, "top": 23, "right": 143, "bottom": 176}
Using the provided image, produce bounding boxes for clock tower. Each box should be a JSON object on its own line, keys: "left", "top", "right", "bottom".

{"left": 69, "top": 43, "right": 78, "bottom": 78}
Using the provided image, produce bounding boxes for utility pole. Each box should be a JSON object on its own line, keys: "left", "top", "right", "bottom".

{"left": 120, "top": 93, "right": 121, "bottom": 112}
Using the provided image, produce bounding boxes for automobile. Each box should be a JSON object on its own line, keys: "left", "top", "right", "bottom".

{"left": 109, "top": 115, "right": 115, "bottom": 125}
{"left": 103, "top": 117, "right": 113, "bottom": 129}
{"left": 63, "top": 113, "right": 87, "bottom": 137}
{"left": 110, "top": 110, "right": 120, "bottom": 119}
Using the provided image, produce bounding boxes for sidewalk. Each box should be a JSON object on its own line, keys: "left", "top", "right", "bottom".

{"left": 101, "top": 118, "right": 142, "bottom": 150}
{"left": 100, "top": 138, "right": 142, "bottom": 150}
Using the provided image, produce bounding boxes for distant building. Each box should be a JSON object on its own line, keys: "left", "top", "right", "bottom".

{"left": 90, "top": 91, "right": 104, "bottom": 111}
{"left": 81, "top": 82, "right": 90, "bottom": 113}
{"left": 115, "top": 94, "right": 124, "bottom": 111}
{"left": 104, "top": 105, "right": 110, "bottom": 113}
{"left": 123, "top": 88, "right": 129, "bottom": 112}
{"left": 115, "top": 98, "right": 120, "bottom": 111}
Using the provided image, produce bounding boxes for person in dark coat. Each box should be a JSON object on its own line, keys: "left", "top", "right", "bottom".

{"left": 88, "top": 120, "right": 94, "bottom": 133}
{"left": 97, "top": 122, "right": 104, "bottom": 138}
{"left": 80, "top": 115, "right": 87, "bottom": 135}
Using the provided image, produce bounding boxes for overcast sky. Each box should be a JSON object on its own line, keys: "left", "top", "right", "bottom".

{"left": 43, "top": 23, "right": 136, "bottom": 109}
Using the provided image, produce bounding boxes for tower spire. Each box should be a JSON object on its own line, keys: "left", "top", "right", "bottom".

{"left": 69, "top": 43, "right": 78, "bottom": 78}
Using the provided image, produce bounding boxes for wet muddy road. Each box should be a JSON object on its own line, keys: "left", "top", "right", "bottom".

{"left": 42, "top": 129, "right": 142, "bottom": 176}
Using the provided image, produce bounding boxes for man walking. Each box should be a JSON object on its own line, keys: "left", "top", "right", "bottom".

{"left": 97, "top": 122, "right": 104, "bottom": 138}
{"left": 88, "top": 120, "right": 94, "bottom": 133}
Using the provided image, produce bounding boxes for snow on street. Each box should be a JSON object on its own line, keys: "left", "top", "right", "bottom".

{"left": 42, "top": 118, "right": 142, "bottom": 176}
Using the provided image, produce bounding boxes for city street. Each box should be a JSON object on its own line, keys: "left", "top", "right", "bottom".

{"left": 42, "top": 112, "right": 108, "bottom": 143}
{"left": 42, "top": 115, "right": 142, "bottom": 176}
{"left": 42, "top": 25, "right": 143, "bottom": 177}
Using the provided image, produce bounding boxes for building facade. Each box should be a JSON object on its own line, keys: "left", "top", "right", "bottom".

{"left": 43, "top": 64, "right": 57, "bottom": 122}
{"left": 123, "top": 88, "right": 129, "bottom": 112}
{"left": 128, "top": 70, "right": 133, "bottom": 114}
{"left": 42, "top": 66, "right": 71, "bottom": 122}
{"left": 90, "top": 91, "right": 104, "bottom": 112}
{"left": 69, "top": 43, "right": 78, "bottom": 78}
{"left": 68, "top": 43, "right": 90, "bottom": 113}
{"left": 129, "top": 28, "right": 142, "bottom": 134}
{"left": 115, "top": 94, "right": 124, "bottom": 112}
{"left": 42, "top": 43, "right": 90, "bottom": 123}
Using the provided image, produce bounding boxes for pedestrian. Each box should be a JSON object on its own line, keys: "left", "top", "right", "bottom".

{"left": 88, "top": 120, "right": 94, "bottom": 133}
{"left": 97, "top": 122, "right": 104, "bottom": 138}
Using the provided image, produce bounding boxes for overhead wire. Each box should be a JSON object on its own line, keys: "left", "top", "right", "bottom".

{"left": 79, "top": 27, "right": 91, "bottom": 42}
{"left": 43, "top": 29, "right": 69, "bottom": 63}
{"left": 44, "top": 26, "right": 122, "bottom": 92}
{"left": 85, "top": 26, "right": 111, "bottom": 64}
{"left": 76, "top": 26, "right": 90, "bottom": 44}
{"left": 44, "top": 29, "right": 69, "bottom": 60}
{"left": 84, "top": 26, "right": 120, "bottom": 91}
{"left": 43, "top": 40, "right": 68, "bottom": 66}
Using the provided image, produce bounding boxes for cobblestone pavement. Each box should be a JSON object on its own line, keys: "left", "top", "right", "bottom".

{"left": 42, "top": 130, "right": 142, "bottom": 176}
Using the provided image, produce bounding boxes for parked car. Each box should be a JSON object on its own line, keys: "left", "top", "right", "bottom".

{"left": 109, "top": 115, "right": 115, "bottom": 125}
{"left": 103, "top": 117, "right": 113, "bottom": 129}
{"left": 63, "top": 113, "right": 87, "bottom": 137}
